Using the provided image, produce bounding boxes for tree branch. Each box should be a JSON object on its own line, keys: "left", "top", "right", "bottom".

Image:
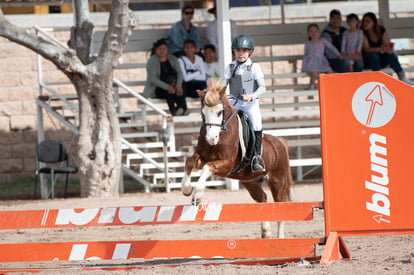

{"left": 97, "top": 0, "right": 136, "bottom": 71}
{"left": 0, "top": 8, "right": 87, "bottom": 76}
{"left": 67, "top": 0, "right": 95, "bottom": 64}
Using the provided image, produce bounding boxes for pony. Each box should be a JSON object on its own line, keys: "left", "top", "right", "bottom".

{"left": 181, "top": 79, "right": 293, "bottom": 238}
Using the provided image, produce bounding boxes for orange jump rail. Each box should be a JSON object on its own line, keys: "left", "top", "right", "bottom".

{"left": 0, "top": 201, "right": 323, "bottom": 265}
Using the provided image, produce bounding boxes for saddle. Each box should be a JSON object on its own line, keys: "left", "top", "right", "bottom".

{"left": 228, "top": 112, "right": 255, "bottom": 177}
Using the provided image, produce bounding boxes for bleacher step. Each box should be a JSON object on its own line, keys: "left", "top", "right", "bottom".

{"left": 119, "top": 122, "right": 146, "bottom": 128}
{"left": 121, "top": 132, "right": 159, "bottom": 139}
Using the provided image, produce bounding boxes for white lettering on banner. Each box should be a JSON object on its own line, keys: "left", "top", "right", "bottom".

{"left": 365, "top": 133, "right": 391, "bottom": 218}
{"left": 54, "top": 204, "right": 224, "bottom": 226}
{"left": 201, "top": 203, "right": 223, "bottom": 221}
{"left": 68, "top": 243, "right": 131, "bottom": 261}
{"left": 98, "top": 208, "right": 117, "bottom": 223}
{"left": 67, "top": 243, "right": 226, "bottom": 261}
{"left": 179, "top": 205, "right": 198, "bottom": 221}
{"left": 118, "top": 207, "right": 158, "bottom": 224}
{"left": 112, "top": 243, "right": 132, "bottom": 259}
{"left": 156, "top": 206, "right": 175, "bottom": 222}
{"left": 55, "top": 208, "right": 100, "bottom": 225}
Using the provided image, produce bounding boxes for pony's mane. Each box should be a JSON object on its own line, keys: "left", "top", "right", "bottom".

{"left": 204, "top": 79, "right": 224, "bottom": 106}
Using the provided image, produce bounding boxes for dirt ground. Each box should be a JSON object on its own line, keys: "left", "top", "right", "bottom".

{"left": 0, "top": 183, "right": 413, "bottom": 274}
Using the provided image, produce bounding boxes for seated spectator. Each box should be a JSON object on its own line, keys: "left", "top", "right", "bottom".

{"left": 203, "top": 44, "right": 220, "bottom": 81}
{"left": 321, "top": 9, "right": 349, "bottom": 73}
{"left": 302, "top": 23, "right": 342, "bottom": 91}
{"left": 178, "top": 39, "right": 207, "bottom": 99}
{"left": 143, "top": 39, "right": 187, "bottom": 116}
{"left": 167, "top": 5, "right": 201, "bottom": 57}
{"left": 206, "top": 2, "right": 238, "bottom": 59}
{"left": 341, "top": 13, "right": 364, "bottom": 72}
{"left": 361, "top": 12, "right": 413, "bottom": 85}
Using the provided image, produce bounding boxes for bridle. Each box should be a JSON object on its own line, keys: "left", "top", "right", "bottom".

{"left": 202, "top": 98, "right": 238, "bottom": 131}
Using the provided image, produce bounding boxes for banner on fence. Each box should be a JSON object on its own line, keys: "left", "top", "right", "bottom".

{"left": 319, "top": 71, "right": 414, "bottom": 234}
{"left": 0, "top": 202, "right": 320, "bottom": 229}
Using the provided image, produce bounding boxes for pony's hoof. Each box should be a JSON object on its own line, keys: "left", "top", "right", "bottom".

{"left": 191, "top": 198, "right": 201, "bottom": 206}
{"left": 261, "top": 231, "right": 271, "bottom": 239}
{"left": 182, "top": 186, "right": 193, "bottom": 197}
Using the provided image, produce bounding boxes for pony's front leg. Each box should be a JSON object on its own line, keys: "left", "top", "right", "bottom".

{"left": 192, "top": 159, "right": 233, "bottom": 204}
{"left": 261, "top": 222, "right": 271, "bottom": 239}
{"left": 192, "top": 164, "right": 212, "bottom": 204}
{"left": 182, "top": 153, "right": 204, "bottom": 196}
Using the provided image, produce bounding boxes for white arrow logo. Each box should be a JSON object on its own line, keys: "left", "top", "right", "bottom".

{"left": 373, "top": 215, "right": 391, "bottom": 224}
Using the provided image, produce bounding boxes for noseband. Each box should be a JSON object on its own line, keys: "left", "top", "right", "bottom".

{"left": 202, "top": 99, "right": 238, "bottom": 131}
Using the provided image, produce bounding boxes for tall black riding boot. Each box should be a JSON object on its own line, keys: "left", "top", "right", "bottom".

{"left": 252, "top": 130, "right": 265, "bottom": 172}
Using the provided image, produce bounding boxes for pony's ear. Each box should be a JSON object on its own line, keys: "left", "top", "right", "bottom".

{"left": 196, "top": 89, "right": 206, "bottom": 99}
{"left": 219, "top": 86, "right": 226, "bottom": 98}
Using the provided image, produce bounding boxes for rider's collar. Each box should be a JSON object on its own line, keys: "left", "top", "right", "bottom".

{"left": 235, "top": 58, "right": 252, "bottom": 67}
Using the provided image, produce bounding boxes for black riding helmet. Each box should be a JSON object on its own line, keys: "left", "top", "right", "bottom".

{"left": 231, "top": 34, "right": 254, "bottom": 52}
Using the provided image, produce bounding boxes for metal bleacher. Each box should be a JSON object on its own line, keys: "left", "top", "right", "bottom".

{"left": 34, "top": 2, "right": 414, "bottom": 192}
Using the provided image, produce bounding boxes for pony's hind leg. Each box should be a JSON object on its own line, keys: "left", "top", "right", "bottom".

{"left": 268, "top": 173, "right": 292, "bottom": 239}
{"left": 241, "top": 178, "right": 272, "bottom": 239}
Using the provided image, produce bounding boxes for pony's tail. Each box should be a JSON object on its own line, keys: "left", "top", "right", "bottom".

{"left": 280, "top": 138, "right": 293, "bottom": 202}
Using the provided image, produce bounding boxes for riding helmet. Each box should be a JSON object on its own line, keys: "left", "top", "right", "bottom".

{"left": 231, "top": 34, "right": 254, "bottom": 50}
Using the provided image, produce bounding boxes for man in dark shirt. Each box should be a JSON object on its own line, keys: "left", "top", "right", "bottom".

{"left": 322, "top": 9, "right": 349, "bottom": 73}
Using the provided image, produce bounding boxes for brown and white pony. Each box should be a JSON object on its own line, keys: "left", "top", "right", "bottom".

{"left": 181, "top": 79, "right": 293, "bottom": 238}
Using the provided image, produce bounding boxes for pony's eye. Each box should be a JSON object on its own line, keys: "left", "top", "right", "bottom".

{"left": 217, "top": 110, "right": 223, "bottom": 117}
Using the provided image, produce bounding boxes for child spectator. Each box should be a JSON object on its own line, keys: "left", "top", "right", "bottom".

{"left": 302, "top": 23, "right": 342, "bottom": 91}
{"left": 203, "top": 44, "right": 220, "bottom": 81}
{"left": 341, "top": 13, "right": 364, "bottom": 72}
{"left": 178, "top": 39, "right": 207, "bottom": 102}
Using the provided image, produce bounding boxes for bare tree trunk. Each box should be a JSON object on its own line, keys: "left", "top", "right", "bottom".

{"left": 0, "top": 0, "right": 136, "bottom": 198}
{"left": 74, "top": 73, "right": 122, "bottom": 197}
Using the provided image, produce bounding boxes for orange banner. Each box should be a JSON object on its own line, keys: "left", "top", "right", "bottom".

{"left": 320, "top": 72, "right": 414, "bottom": 235}
{"left": 0, "top": 238, "right": 323, "bottom": 262}
{"left": 0, "top": 202, "right": 321, "bottom": 229}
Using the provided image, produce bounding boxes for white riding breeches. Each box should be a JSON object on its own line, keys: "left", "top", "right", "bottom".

{"left": 230, "top": 98, "right": 262, "bottom": 131}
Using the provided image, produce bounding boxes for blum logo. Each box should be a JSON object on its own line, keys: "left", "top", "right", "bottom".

{"left": 365, "top": 133, "right": 391, "bottom": 223}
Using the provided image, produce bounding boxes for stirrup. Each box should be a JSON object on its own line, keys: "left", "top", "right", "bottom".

{"left": 251, "top": 155, "right": 265, "bottom": 172}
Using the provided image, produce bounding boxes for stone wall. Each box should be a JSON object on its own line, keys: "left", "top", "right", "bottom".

{"left": 0, "top": 34, "right": 76, "bottom": 182}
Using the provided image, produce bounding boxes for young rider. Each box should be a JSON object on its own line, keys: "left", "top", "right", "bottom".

{"left": 223, "top": 34, "right": 266, "bottom": 172}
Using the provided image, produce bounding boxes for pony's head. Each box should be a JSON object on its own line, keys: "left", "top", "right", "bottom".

{"left": 197, "top": 79, "right": 227, "bottom": 146}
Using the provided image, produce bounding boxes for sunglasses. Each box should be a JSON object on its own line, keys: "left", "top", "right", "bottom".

{"left": 184, "top": 11, "right": 194, "bottom": 15}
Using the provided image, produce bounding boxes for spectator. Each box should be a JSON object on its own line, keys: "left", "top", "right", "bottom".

{"left": 167, "top": 5, "right": 201, "bottom": 57}
{"left": 322, "top": 9, "right": 349, "bottom": 73}
{"left": 341, "top": 13, "right": 364, "bottom": 72}
{"left": 143, "top": 39, "right": 187, "bottom": 116}
{"left": 206, "top": 2, "right": 238, "bottom": 59}
{"left": 361, "top": 12, "right": 413, "bottom": 85}
{"left": 302, "top": 23, "right": 342, "bottom": 91}
{"left": 203, "top": 44, "right": 220, "bottom": 81}
{"left": 178, "top": 39, "right": 207, "bottom": 100}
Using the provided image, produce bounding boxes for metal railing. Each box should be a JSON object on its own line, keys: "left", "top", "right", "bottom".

{"left": 34, "top": 26, "right": 175, "bottom": 193}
